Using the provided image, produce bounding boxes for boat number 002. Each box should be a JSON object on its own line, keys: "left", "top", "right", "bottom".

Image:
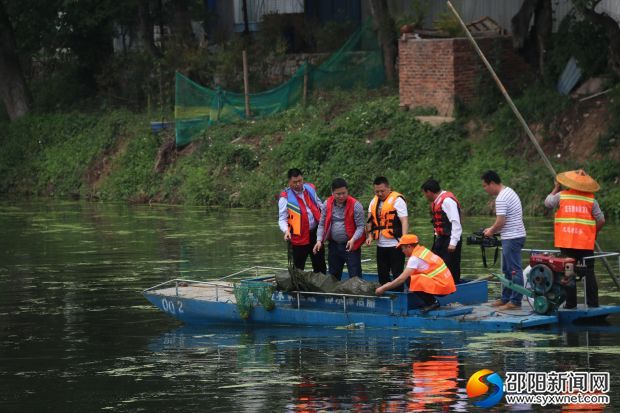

{"left": 161, "top": 298, "right": 184, "bottom": 315}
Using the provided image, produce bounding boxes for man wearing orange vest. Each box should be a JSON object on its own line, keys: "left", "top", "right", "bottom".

{"left": 313, "top": 178, "right": 366, "bottom": 280}
{"left": 366, "top": 176, "right": 409, "bottom": 288}
{"left": 545, "top": 169, "right": 605, "bottom": 308}
{"left": 375, "top": 234, "right": 456, "bottom": 312}
{"left": 421, "top": 179, "right": 463, "bottom": 284}
{"left": 278, "top": 168, "right": 327, "bottom": 273}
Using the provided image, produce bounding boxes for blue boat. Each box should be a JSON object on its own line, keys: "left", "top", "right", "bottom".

{"left": 143, "top": 266, "right": 620, "bottom": 332}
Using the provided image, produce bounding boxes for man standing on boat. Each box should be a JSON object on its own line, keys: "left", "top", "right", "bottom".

{"left": 313, "top": 178, "right": 366, "bottom": 280}
{"left": 279, "top": 168, "right": 327, "bottom": 273}
{"left": 544, "top": 169, "right": 605, "bottom": 308}
{"left": 421, "top": 179, "right": 463, "bottom": 284}
{"left": 375, "top": 234, "right": 456, "bottom": 313}
{"left": 366, "top": 176, "right": 409, "bottom": 288}
{"left": 481, "top": 170, "right": 527, "bottom": 311}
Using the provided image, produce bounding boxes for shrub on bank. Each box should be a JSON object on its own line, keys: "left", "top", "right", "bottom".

{"left": 0, "top": 88, "right": 618, "bottom": 219}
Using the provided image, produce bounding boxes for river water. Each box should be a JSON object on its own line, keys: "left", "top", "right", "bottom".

{"left": 1, "top": 200, "right": 619, "bottom": 412}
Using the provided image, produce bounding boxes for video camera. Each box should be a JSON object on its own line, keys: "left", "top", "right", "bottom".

{"left": 466, "top": 230, "right": 501, "bottom": 248}
{"left": 466, "top": 229, "right": 501, "bottom": 268}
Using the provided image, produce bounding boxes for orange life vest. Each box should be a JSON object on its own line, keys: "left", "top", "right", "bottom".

{"left": 368, "top": 191, "right": 404, "bottom": 240}
{"left": 554, "top": 189, "right": 597, "bottom": 250}
{"left": 406, "top": 356, "right": 459, "bottom": 411}
{"left": 408, "top": 245, "right": 456, "bottom": 295}
{"left": 324, "top": 195, "right": 366, "bottom": 251}
{"left": 280, "top": 183, "right": 321, "bottom": 246}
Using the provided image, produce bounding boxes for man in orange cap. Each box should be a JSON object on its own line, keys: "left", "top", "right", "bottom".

{"left": 545, "top": 169, "right": 606, "bottom": 308}
{"left": 375, "top": 234, "right": 456, "bottom": 313}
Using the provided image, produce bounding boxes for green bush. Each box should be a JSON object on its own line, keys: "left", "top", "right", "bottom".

{"left": 1, "top": 87, "right": 617, "bottom": 220}
{"left": 545, "top": 12, "right": 609, "bottom": 83}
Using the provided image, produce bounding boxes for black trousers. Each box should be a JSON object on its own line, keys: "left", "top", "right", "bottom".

{"left": 561, "top": 248, "right": 598, "bottom": 308}
{"left": 376, "top": 246, "right": 405, "bottom": 290}
{"left": 327, "top": 241, "right": 362, "bottom": 280}
{"left": 291, "top": 229, "right": 327, "bottom": 274}
{"left": 414, "top": 291, "right": 437, "bottom": 306}
{"left": 431, "top": 236, "right": 462, "bottom": 284}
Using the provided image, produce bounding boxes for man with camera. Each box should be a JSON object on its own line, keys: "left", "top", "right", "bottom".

{"left": 481, "top": 170, "right": 527, "bottom": 310}
{"left": 544, "top": 169, "right": 605, "bottom": 309}
{"left": 421, "top": 179, "right": 462, "bottom": 284}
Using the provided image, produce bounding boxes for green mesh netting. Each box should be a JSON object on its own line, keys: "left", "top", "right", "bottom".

{"left": 233, "top": 281, "right": 275, "bottom": 319}
{"left": 174, "top": 21, "right": 384, "bottom": 146}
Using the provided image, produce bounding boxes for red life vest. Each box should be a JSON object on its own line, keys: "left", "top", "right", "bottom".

{"left": 280, "top": 183, "right": 321, "bottom": 246}
{"left": 431, "top": 191, "right": 461, "bottom": 237}
{"left": 323, "top": 195, "right": 366, "bottom": 251}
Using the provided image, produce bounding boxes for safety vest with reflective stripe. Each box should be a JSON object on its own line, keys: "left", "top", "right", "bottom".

{"left": 408, "top": 245, "right": 456, "bottom": 295}
{"left": 369, "top": 191, "right": 404, "bottom": 240}
{"left": 554, "top": 189, "right": 596, "bottom": 250}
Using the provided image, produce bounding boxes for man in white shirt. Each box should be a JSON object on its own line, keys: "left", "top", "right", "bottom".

{"left": 421, "top": 179, "right": 463, "bottom": 283}
{"left": 366, "top": 176, "right": 409, "bottom": 288}
{"left": 481, "top": 170, "right": 527, "bottom": 311}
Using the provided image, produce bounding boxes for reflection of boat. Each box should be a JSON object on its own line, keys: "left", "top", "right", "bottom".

{"left": 143, "top": 267, "right": 620, "bottom": 332}
{"left": 149, "top": 324, "right": 467, "bottom": 412}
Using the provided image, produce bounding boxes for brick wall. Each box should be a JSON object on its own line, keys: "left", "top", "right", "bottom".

{"left": 399, "top": 35, "right": 531, "bottom": 116}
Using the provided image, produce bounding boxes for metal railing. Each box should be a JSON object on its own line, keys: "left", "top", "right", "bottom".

{"left": 143, "top": 278, "right": 238, "bottom": 302}
{"left": 144, "top": 266, "right": 396, "bottom": 313}
{"left": 281, "top": 290, "right": 395, "bottom": 314}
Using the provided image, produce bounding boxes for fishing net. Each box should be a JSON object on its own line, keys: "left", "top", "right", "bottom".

{"left": 233, "top": 281, "right": 275, "bottom": 319}
{"left": 174, "top": 20, "right": 384, "bottom": 146}
{"left": 276, "top": 267, "right": 379, "bottom": 295}
{"left": 333, "top": 276, "right": 379, "bottom": 296}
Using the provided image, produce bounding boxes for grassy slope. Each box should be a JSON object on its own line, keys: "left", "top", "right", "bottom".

{"left": 0, "top": 88, "right": 618, "bottom": 218}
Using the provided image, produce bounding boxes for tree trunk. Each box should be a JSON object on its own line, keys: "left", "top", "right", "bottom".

{"left": 511, "top": 0, "right": 552, "bottom": 73}
{"left": 511, "top": 0, "right": 538, "bottom": 50}
{"left": 241, "top": 0, "right": 250, "bottom": 38}
{"left": 369, "top": 0, "right": 396, "bottom": 86}
{"left": 533, "top": 0, "right": 552, "bottom": 73}
{"left": 0, "top": 1, "right": 32, "bottom": 120}
{"left": 580, "top": 5, "right": 620, "bottom": 78}
{"left": 171, "top": 0, "right": 194, "bottom": 46}
{"left": 157, "top": 0, "right": 165, "bottom": 49}
{"left": 138, "top": 0, "right": 161, "bottom": 57}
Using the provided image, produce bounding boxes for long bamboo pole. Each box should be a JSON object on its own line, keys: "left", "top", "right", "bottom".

{"left": 446, "top": 0, "right": 620, "bottom": 289}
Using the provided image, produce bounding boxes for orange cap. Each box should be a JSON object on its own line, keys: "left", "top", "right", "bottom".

{"left": 556, "top": 169, "right": 600, "bottom": 193}
{"left": 396, "top": 234, "right": 419, "bottom": 247}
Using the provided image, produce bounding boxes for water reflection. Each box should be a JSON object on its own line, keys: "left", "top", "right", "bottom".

{"left": 149, "top": 325, "right": 471, "bottom": 412}
{"left": 1, "top": 200, "right": 620, "bottom": 411}
{"left": 144, "top": 324, "right": 620, "bottom": 411}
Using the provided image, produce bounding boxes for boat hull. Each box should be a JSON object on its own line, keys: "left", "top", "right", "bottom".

{"left": 143, "top": 275, "right": 620, "bottom": 332}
